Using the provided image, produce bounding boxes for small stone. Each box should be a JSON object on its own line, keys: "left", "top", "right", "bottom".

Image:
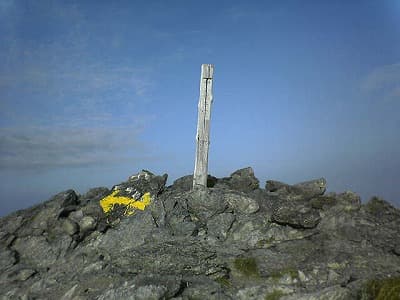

{"left": 298, "top": 270, "right": 308, "bottom": 282}
{"left": 69, "top": 210, "right": 84, "bottom": 223}
{"left": 62, "top": 219, "right": 79, "bottom": 236}
{"left": 79, "top": 216, "right": 97, "bottom": 233}
{"left": 328, "top": 269, "right": 340, "bottom": 282}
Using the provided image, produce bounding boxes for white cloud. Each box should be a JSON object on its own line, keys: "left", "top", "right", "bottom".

{"left": 0, "top": 126, "right": 147, "bottom": 170}
{"left": 360, "top": 63, "right": 400, "bottom": 101}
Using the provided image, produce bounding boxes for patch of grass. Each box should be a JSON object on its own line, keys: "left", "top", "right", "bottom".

{"left": 360, "top": 277, "right": 400, "bottom": 300}
{"left": 233, "top": 257, "right": 260, "bottom": 278}
{"left": 265, "top": 290, "right": 286, "bottom": 300}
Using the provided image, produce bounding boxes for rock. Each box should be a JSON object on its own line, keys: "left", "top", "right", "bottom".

{"left": 58, "top": 205, "right": 78, "bottom": 219}
{"left": 68, "top": 210, "right": 84, "bottom": 223}
{"left": 393, "top": 245, "right": 400, "bottom": 256}
{"left": 62, "top": 218, "right": 79, "bottom": 236}
{"left": 186, "top": 188, "right": 228, "bottom": 222}
{"left": 7, "top": 267, "right": 37, "bottom": 281}
{"left": 50, "top": 190, "right": 79, "bottom": 208}
{"left": 12, "top": 236, "right": 60, "bottom": 269}
{"left": 283, "top": 285, "right": 351, "bottom": 300}
{"left": 228, "top": 218, "right": 278, "bottom": 248}
{"left": 98, "top": 283, "right": 168, "bottom": 300}
{"left": 266, "top": 178, "right": 327, "bottom": 199}
{"left": 335, "top": 191, "right": 361, "bottom": 211}
{"left": 122, "top": 170, "right": 168, "bottom": 197}
{"left": 78, "top": 216, "right": 97, "bottom": 233}
{"left": 1, "top": 168, "right": 400, "bottom": 299}
{"left": 310, "top": 194, "right": 338, "bottom": 210}
{"left": 0, "top": 248, "right": 17, "bottom": 269}
{"left": 172, "top": 174, "right": 217, "bottom": 191}
{"left": 97, "top": 209, "right": 157, "bottom": 251}
{"left": 293, "top": 178, "right": 327, "bottom": 195}
{"left": 224, "top": 192, "right": 259, "bottom": 214}
{"left": 266, "top": 180, "right": 291, "bottom": 192}
{"left": 216, "top": 167, "right": 260, "bottom": 192}
{"left": 180, "top": 277, "right": 229, "bottom": 300}
{"left": 132, "top": 275, "right": 183, "bottom": 299}
{"left": 207, "top": 213, "right": 235, "bottom": 241}
{"left": 364, "top": 196, "right": 400, "bottom": 221}
{"left": 81, "top": 187, "right": 110, "bottom": 204}
{"left": 271, "top": 202, "right": 321, "bottom": 229}
{"left": 60, "top": 284, "right": 79, "bottom": 300}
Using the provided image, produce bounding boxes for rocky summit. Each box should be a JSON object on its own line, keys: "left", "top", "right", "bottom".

{"left": 1, "top": 168, "right": 400, "bottom": 300}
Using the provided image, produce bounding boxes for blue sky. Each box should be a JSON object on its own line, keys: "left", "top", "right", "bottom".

{"left": 0, "top": 1, "right": 399, "bottom": 216}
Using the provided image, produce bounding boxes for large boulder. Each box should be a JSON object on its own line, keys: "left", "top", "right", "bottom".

{"left": 216, "top": 167, "right": 260, "bottom": 192}
{"left": 113, "top": 170, "right": 168, "bottom": 198}
{"left": 266, "top": 178, "right": 327, "bottom": 199}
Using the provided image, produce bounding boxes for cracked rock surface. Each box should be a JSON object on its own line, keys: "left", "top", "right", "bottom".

{"left": 0, "top": 168, "right": 399, "bottom": 299}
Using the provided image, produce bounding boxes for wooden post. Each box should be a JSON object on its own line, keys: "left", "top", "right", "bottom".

{"left": 193, "top": 64, "right": 214, "bottom": 189}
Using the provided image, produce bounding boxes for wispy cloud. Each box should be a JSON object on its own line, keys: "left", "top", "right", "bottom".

{"left": 0, "top": 126, "right": 147, "bottom": 170}
{"left": 0, "top": 58, "right": 153, "bottom": 123}
{"left": 360, "top": 63, "right": 400, "bottom": 101}
{"left": 0, "top": 1, "right": 155, "bottom": 128}
{"left": 0, "top": 2, "right": 163, "bottom": 171}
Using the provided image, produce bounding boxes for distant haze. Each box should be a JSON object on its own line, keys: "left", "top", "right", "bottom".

{"left": 1, "top": 1, "right": 399, "bottom": 216}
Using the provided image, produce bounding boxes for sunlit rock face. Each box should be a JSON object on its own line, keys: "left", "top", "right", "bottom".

{"left": 1, "top": 167, "right": 399, "bottom": 299}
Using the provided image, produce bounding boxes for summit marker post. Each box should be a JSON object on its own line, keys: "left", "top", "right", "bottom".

{"left": 193, "top": 64, "right": 214, "bottom": 189}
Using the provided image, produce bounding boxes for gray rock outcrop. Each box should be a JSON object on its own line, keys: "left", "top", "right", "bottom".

{"left": 0, "top": 168, "right": 399, "bottom": 299}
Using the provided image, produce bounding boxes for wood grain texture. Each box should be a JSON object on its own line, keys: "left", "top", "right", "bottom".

{"left": 193, "top": 64, "right": 214, "bottom": 188}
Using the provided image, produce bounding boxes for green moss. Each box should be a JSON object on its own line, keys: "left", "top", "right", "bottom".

{"left": 265, "top": 290, "right": 285, "bottom": 300}
{"left": 233, "top": 257, "right": 260, "bottom": 278}
{"left": 360, "top": 277, "right": 400, "bottom": 300}
{"left": 215, "top": 276, "right": 231, "bottom": 287}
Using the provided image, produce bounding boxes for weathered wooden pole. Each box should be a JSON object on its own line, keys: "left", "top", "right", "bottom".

{"left": 193, "top": 64, "right": 214, "bottom": 189}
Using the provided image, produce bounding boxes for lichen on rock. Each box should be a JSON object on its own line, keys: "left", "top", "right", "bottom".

{"left": 100, "top": 190, "right": 151, "bottom": 216}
